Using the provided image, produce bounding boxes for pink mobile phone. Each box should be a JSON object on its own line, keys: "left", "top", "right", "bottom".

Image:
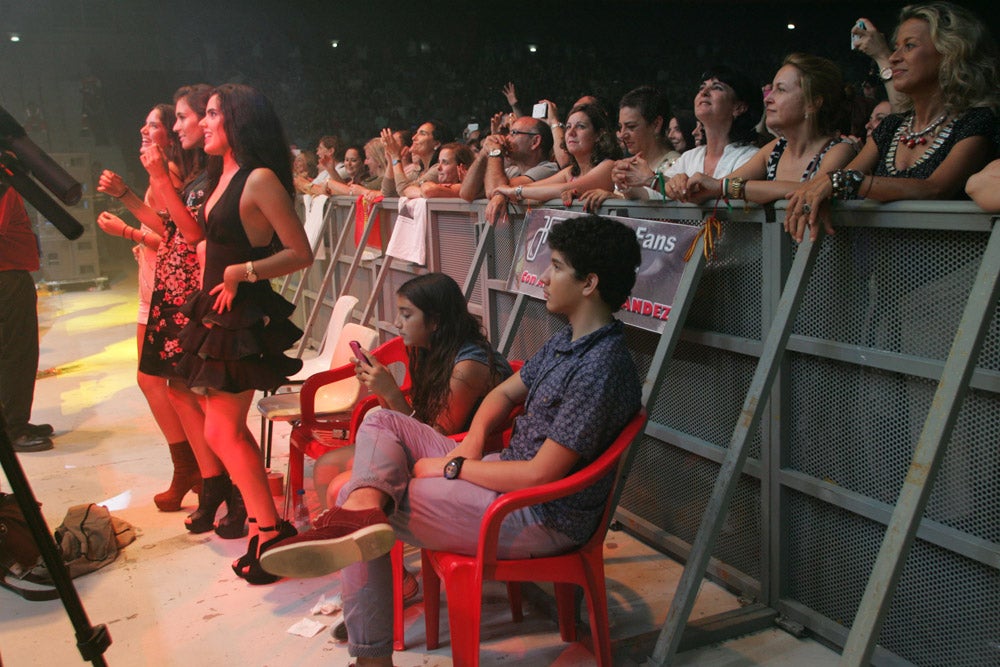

{"left": 350, "top": 340, "right": 370, "bottom": 365}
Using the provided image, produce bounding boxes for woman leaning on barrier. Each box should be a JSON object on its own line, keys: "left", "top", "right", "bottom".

{"left": 669, "top": 54, "right": 857, "bottom": 207}
{"left": 785, "top": 1, "right": 1000, "bottom": 243}
{"left": 966, "top": 159, "right": 1000, "bottom": 211}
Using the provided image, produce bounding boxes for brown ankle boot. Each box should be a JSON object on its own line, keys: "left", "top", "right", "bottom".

{"left": 154, "top": 441, "right": 202, "bottom": 511}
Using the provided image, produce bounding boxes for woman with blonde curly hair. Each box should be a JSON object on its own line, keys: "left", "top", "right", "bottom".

{"left": 786, "top": 1, "right": 999, "bottom": 242}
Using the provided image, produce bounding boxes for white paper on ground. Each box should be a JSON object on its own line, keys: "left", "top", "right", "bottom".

{"left": 287, "top": 617, "right": 327, "bottom": 638}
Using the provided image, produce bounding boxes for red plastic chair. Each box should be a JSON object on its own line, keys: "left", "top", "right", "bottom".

{"left": 289, "top": 335, "right": 411, "bottom": 649}
{"left": 287, "top": 335, "right": 411, "bottom": 497}
{"left": 421, "top": 409, "right": 647, "bottom": 667}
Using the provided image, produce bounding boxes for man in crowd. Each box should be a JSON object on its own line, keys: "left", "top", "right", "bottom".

{"left": 460, "top": 116, "right": 559, "bottom": 223}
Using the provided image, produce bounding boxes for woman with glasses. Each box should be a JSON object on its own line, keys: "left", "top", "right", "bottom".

{"left": 493, "top": 103, "right": 621, "bottom": 206}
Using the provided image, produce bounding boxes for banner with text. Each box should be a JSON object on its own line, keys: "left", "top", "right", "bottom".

{"left": 506, "top": 209, "right": 701, "bottom": 334}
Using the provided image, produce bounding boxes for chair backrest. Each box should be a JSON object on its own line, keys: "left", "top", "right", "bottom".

{"left": 316, "top": 295, "right": 359, "bottom": 359}
{"left": 478, "top": 409, "right": 648, "bottom": 566}
{"left": 368, "top": 336, "right": 412, "bottom": 393}
{"left": 329, "top": 322, "right": 378, "bottom": 370}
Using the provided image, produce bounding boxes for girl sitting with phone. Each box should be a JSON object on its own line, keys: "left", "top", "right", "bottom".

{"left": 313, "top": 272, "right": 513, "bottom": 510}
{"left": 311, "top": 273, "right": 512, "bottom": 617}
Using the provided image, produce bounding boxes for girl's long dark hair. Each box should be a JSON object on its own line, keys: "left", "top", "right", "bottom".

{"left": 172, "top": 84, "right": 213, "bottom": 189}
{"left": 151, "top": 103, "right": 184, "bottom": 179}
{"left": 207, "top": 83, "right": 294, "bottom": 195}
{"left": 399, "top": 273, "right": 500, "bottom": 426}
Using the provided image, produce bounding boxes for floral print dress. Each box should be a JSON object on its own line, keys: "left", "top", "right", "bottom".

{"left": 138, "top": 172, "right": 207, "bottom": 379}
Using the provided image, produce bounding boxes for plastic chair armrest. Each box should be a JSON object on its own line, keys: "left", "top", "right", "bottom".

{"left": 475, "top": 410, "right": 645, "bottom": 564}
{"left": 299, "top": 363, "right": 359, "bottom": 423}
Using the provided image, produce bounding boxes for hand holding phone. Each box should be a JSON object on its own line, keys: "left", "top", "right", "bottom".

{"left": 350, "top": 340, "right": 370, "bottom": 366}
{"left": 851, "top": 19, "right": 866, "bottom": 50}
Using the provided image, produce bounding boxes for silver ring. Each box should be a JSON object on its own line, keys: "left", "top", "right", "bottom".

{"left": 802, "top": 203, "right": 812, "bottom": 214}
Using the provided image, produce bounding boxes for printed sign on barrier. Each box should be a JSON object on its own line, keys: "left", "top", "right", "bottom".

{"left": 507, "top": 208, "right": 701, "bottom": 333}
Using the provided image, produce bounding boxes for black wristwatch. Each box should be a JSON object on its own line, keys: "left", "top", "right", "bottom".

{"left": 444, "top": 456, "right": 466, "bottom": 480}
{"left": 487, "top": 148, "right": 503, "bottom": 158}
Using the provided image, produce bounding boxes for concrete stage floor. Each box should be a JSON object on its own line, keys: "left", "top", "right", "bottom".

{"left": 0, "top": 266, "right": 841, "bottom": 666}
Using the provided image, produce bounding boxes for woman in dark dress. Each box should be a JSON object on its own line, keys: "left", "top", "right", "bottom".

{"left": 175, "top": 84, "right": 312, "bottom": 583}
{"left": 786, "top": 1, "right": 999, "bottom": 242}
{"left": 141, "top": 85, "right": 249, "bottom": 537}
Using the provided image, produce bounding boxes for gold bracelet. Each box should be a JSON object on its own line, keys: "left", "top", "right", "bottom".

{"left": 728, "top": 177, "right": 747, "bottom": 200}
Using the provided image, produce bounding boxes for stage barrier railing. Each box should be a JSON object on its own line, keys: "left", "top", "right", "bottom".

{"left": 295, "top": 195, "right": 999, "bottom": 667}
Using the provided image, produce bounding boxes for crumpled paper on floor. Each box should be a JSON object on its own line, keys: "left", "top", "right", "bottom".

{"left": 311, "top": 592, "right": 343, "bottom": 615}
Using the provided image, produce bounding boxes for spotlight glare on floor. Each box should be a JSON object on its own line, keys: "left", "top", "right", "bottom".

{"left": 100, "top": 490, "right": 133, "bottom": 511}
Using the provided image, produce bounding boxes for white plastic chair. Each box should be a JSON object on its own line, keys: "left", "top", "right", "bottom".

{"left": 256, "top": 321, "right": 379, "bottom": 435}
{"left": 258, "top": 294, "right": 358, "bottom": 463}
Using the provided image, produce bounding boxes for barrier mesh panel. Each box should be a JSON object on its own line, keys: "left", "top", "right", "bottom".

{"left": 787, "top": 355, "right": 1000, "bottom": 545}
{"left": 650, "top": 339, "right": 762, "bottom": 460}
{"left": 619, "top": 438, "right": 761, "bottom": 583}
{"left": 794, "top": 226, "right": 1000, "bottom": 370}
{"left": 432, "top": 211, "right": 478, "bottom": 288}
{"left": 787, "top": 491, "right": 1000, "bottom": 666}
{"left": 491, "top": 213, "right": 527, "bottom": 286}
{"left": 499, "top": 296, "right": 567, "bottom": 362}
{"left": 686, "top": 220, "right": 763, "bottom": 340}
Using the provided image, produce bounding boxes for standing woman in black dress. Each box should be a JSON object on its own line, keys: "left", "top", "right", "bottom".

{"left": 142, "top": 85, "right": 249, "bottom": 538}
{"left": 175, "top": 84, "right": 313, "bottom": 583}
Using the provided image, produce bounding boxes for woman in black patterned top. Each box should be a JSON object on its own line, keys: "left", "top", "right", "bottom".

{"left": 786, "top": 1, "right": 999, "bottom": 242}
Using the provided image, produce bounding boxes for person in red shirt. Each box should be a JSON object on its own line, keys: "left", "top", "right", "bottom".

{"left": 0, "top": 184, "right": 53, "bottom": 452}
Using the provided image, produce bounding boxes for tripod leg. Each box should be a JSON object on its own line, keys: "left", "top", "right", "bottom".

{"left": 0, "top": 410, "right": 112, "bottom": 666}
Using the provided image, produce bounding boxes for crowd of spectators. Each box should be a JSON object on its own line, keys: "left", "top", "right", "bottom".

{"left": 72, "top": 1, "right": 998, "bottom": 221}
{"left": 267, "top": 2, "right": 998, "bottom": 239}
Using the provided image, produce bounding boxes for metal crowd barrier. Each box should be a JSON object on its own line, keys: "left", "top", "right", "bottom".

{"left": 289, "top": 195, "right": 999, "bottom": 666}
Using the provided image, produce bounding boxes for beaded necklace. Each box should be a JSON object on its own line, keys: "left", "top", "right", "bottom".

{"left": 882, "top": 113, "right": 958, "bottom": 176}
{"left": 897, "top": 111, "right": 948, "bottom": 148}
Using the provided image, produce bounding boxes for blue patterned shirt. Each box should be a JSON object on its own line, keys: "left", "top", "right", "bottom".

{"left": 502, "top": 319, "right": 641, "bottom": 543}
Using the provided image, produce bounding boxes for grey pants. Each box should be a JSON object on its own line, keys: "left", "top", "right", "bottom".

{"left": 339, "top": 409, "right": 576, "bottom": 659}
